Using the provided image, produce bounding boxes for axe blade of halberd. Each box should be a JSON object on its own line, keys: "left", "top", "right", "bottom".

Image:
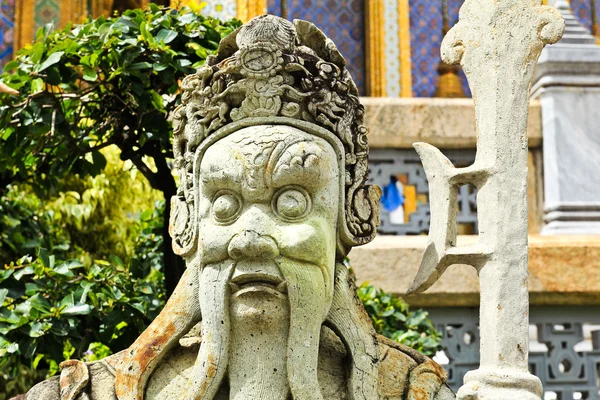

{"left": 407, "top": 143, "right": 491, "bottom": 295}
{"left": 407, "top": 143, "right": 458, "bottom": 295}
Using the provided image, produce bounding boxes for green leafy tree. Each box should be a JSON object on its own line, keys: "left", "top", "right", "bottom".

{"left": 0, "top": 195, "right": 165, "bottom": 399}
{"left": 0, "top": 146, "right": 161, "bottom": 268}
{"left": 0, "top": 147, "right": 163, "bottom": 398}
{"left": 0, "top": 185, "right": 68, "bottom": 266}
{"left": 0, "top": 5, "right": 241, "bottom": 293}
{"left": 41, "top": 147, "right": 162, "bottom": 263}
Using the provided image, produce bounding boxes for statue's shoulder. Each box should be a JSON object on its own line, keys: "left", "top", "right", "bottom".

{"left": 24, "top": 334, "right": 455, "bottom": 400}
{"left": 25, "top": 352, "right": 125, "bottom": 400}
{"left": 377, "top": 334, "right": 456, "bottom": 400}
{"left": 22, "top": 375, "right": 60, "bottom": 400}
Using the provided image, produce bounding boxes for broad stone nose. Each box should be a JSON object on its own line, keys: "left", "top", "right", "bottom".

{"left": 228, "top": 230, "right": 280, "bottom": 260}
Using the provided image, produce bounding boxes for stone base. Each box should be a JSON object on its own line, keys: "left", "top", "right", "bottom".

{"left": 542, "top": 220, "right": 600, "bottom": 235}
{"left": 456, "top": 368, "right": 542, "bottom": 400}
{"left": 542, "top": 204, "right": 600, "bottom": 234}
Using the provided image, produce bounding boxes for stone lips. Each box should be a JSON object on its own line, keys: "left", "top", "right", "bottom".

{"left": 170, "top": 15, "right": 381, "bottom": 258}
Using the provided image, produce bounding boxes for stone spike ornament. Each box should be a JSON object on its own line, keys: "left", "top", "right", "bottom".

{"left": 407, "top": 1, "right": 565, "bottom": 399}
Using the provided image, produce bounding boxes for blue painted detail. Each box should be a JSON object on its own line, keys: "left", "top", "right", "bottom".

{"left": 409, "top": 0, "right": 470, "bottom": 98}
{"left": 0, "top": 0, "right": 15, "bottom": 70}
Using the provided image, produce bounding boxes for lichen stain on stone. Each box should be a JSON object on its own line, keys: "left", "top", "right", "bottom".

{"left": 411, "top": 387, "right": 429, "bottom": 400}
{"left": 206, "top": 353, "right": 217, "bottom": 378}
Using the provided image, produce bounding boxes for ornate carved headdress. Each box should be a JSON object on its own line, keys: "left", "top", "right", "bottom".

{"left": 170, "top": 15, "right": 380, "bottom": 256}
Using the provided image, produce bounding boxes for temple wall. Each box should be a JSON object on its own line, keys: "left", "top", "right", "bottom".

{"left": 6, "top": 1, "right": 599, "bottom": 96}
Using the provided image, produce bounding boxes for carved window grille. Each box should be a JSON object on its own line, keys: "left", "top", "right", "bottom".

{"left": 428, "top": 307, "right": 600, "bottom": 399}
{"left": 368, "top": 149, "right": 478, "bottom": 235}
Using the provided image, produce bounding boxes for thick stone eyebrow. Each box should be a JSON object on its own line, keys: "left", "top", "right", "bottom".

{"left": 200, "top": 153, "right": 243, "bottom": 190}
{"left": 270, "top": 141, "right": 333, "bottom": 189}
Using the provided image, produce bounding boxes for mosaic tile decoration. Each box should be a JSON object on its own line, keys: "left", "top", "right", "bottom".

{"left": 0, "top": 0, "right": 15, "bottom": 69}
{"left": 269, "top": 0, "right": 367, "bottom": 95}
{"left": 570, "top": 0, "right": 600, "bottom": 33}
{"left": 34, "top": 0, "right": 60, "bottom": 32}
{"left": 409, "top": 0, "right": 442, "bottom": 97}
{"left": 409, "top": 0, "right": 470, "bottom": 98}
{"left": 383, "top": 0, "right": 401, "bottom": 97}
{"left": 268, "top": 0, "right": 283, "bottom": 17}
{"left": 202, "top": 0, "right": 237, "bottom": 21}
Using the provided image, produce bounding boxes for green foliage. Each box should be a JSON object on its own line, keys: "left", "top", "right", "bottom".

{"left": 42, "top": 146, "right": 162, "bottom": 262}
{"left": 0, "top": 146, "right": 163, "bottom": 398}
{"left": 357, "top": 283, "right": 442, "bottom": 357}
{"left": 0, "top": 146, "right": 161, "bottom": 267}
{"left": 0, "top": 185, "right": 68, "bottom": 266}
{"left": 0, "top": 200, "right": 166, "bottom": 399}
{"left": 0, "top": 5, "right": 240, "bottom": 194}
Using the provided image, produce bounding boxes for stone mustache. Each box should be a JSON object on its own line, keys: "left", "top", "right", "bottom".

{"left": 24, "top": 15, "right": 453, "bottom": 400}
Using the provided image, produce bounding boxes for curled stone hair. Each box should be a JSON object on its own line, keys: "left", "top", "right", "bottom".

{"left": 169, "top": 14, "right": 381, "bottom": 257}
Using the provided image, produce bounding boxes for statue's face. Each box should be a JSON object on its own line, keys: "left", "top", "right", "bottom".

{"left": 197, "top": 125, "right": 339, "bottom": 307}
{"left": 193, "top": 125, "right": 340, "bottom": 398}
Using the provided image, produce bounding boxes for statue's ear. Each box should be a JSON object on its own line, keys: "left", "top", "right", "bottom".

{"left": 340, "top": 183, "right": 381, "bottom": 248}
{"left": 170, "top": 195, "right": 197, "bottom": 257}
{"left": 170, "top": 107, "right": 198, "bottom": 258}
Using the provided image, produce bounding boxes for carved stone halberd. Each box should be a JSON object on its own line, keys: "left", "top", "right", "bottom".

{"left": 407, "top": 1, "right": 565, "bottom": 400}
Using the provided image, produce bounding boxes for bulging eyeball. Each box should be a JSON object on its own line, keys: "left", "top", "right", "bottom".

{"left": 273, "top": 187, "right": 311, "bottom": 222}
{"left": 213, "top": 191, "right": 242, "bottom": 224}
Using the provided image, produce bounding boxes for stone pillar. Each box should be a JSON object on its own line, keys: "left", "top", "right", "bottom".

{"left": 532, "top": 0, "right": 600, "bottom": 235}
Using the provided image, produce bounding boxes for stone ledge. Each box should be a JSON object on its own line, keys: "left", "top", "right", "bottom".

{"left": 360, "top": 97, "right": 543, "bottom": 149}
{"left": 351, "top": 235, "right": 600, "bottom": 308}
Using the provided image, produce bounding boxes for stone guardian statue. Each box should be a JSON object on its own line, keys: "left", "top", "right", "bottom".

{"left": 24, "top": 15, "right": 453, "bottom": 400}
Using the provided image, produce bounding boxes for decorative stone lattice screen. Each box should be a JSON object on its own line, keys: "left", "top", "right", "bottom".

{"left": 429, "top": 307, "right": 600, "bottom": 400}
{"left": 368, "top": 149, "right": 478, "bottom": 235}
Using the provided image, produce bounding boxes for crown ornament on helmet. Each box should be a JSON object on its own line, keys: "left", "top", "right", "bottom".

{"left": 169, "top": 15, "right": 381, "bottom": 257}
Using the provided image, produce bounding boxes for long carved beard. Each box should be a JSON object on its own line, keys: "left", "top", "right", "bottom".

{"left": 184, "top": 257, "right": 330, "bottom": 400}
{"left": 228, "top": 273, "right": 290, "bottom": 400}
{"left": 183, "top": 260, "right": 234, "bottom": 400}
{"left": 278, "top": 257, "right": 330, "bottom": 400}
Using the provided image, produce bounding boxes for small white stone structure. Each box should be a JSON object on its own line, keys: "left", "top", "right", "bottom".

{"left": 407, "top": 1, "right": 565, "bottom": 399}
{"left": 533, "top": 0, "right": 600, "bottom": 235}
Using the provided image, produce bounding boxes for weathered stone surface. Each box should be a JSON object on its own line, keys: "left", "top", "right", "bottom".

{"left": 26, "top": 327, "right": 454, "bottom": 400}
{"left": 352, "top": 235, "right": 600, "bottom": 307}
{"left": 361, "top": 97, "right": 543, "bottom": 149}
{"left": 24, "top": 14, "right": 450, "bottom": 400}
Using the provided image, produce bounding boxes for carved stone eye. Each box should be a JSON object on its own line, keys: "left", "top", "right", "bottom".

{"left": 274, "top": 187, "right": 310, "bottom": 221}
{"left": 212, "top": 192, "right": 241, "bottom": 223}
